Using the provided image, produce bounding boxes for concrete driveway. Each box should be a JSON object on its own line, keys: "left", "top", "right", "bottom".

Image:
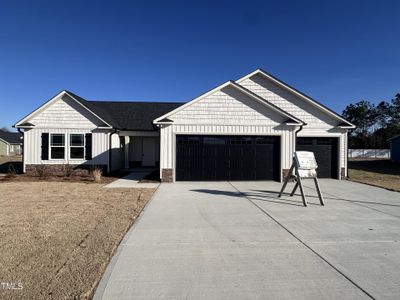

{"left": 95, "top": 180, "right": 400, "bottom": 300}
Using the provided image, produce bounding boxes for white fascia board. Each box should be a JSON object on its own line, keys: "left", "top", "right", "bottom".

{"left": 236, "top": 69, "right": 355, "bottom": 128}
{"left": 153, "top": 81, "right": 232, "bottom": 124}
{"left": 0, "top": 137, "right": 10, "bottom": 145}
{"left": 285, "top": 123, "right": 304, "bottom": 126}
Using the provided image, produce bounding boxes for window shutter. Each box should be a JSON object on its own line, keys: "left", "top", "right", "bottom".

{"left": 41, "top": 133, "right": 49, "bottom": 160}
{"left": 85, "top": 133, "right": 92, "bottom": 160}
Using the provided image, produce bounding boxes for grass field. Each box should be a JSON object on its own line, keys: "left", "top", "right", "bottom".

{"left": 0, "top": 181, "right": 154, "bottom": 299}
{"left": 348, "top": 159, "right": 400, "bottom": 192}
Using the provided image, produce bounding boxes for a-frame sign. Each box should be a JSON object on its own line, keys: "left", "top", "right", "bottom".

{"left": 278, "top": 151, "right": 324, "bottom": 207}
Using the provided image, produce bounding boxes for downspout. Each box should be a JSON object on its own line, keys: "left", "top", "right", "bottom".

{"left": 109, "top": 129, "right": 117, "bottom": 174}
{"left": 17, "top": 128, "right": 24, "bottom": 173}
{"left": 294, "top": 124, "right": 304, "bottom": 151}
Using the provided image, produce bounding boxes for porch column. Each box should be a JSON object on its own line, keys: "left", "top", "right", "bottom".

{"left": 124, "top": 136, "right": 130, "bottom": 169}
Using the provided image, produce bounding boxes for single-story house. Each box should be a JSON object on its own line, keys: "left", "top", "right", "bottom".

{"left": 0, "top": 129, "right": 22, "bottom": 156}
{"left": 388, "top": 135, "right": 400, "bottom": 162}
{"left": 14, "top": 69, "right": 355, "bottom": 182}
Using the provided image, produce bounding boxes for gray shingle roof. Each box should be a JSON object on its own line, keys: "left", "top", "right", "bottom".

{"left": 66, "top": 91, "right": 183, "bottom": 131}
{"left": 0, "top": 130, "right": 22, "bottom": 144}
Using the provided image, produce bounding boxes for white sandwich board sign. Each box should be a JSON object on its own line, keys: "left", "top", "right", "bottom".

{"left": 278, "top": 151, "right": 324, "bottom": 207}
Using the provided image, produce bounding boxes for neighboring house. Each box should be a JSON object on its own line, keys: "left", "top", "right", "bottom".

{"left": 388, "top": 135, "right": 400, "bottom": 162}
{"left": 0, "top": 129, "right": 22, "bottom": 156}
{"left": 14, "top": 69, "right": 355, "bottom": 182}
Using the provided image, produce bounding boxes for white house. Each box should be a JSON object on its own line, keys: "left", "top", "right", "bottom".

{"left": 14, "top": 69, "right": 354, "bottom": 181}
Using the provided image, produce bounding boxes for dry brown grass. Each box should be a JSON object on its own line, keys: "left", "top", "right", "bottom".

{"left": 348, "top": 159, "right": 400, "bottom": 192}
{"left": 0, "top": 181, "right": 155, "bottom": 299}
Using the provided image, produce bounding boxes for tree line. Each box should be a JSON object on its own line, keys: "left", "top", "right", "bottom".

{"left": 342, "top": 93, "right": 400, "bottom": 149}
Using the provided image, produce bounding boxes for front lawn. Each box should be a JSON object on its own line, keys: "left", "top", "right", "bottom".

{"left": 0, "top": 181, "right": 154, "bottom": 299}
{"left": 348, "top": 159, "right": 400, "bottom": 192}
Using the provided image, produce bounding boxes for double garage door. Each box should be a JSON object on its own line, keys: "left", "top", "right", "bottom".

{"left": 176, "top": 135, "right": 280, "bottom": 181}
{"left": 175, "top": 135, "right": 339, "bottom": 181}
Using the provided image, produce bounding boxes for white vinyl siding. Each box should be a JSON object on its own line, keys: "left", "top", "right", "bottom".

{"left": 29, "top": 95, "right": 104, "bottom": 128}
{"left": 240, "top": 75, "right": 339, "bottom": 127}
{"left": 171, "top": 86, "right": 285, "bottom": 126}
{"left": 23, "top": 128, "right": 110, "bottom": 166}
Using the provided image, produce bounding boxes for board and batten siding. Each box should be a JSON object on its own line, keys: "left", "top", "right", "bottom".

{"left": 159, "top": 86, "right": 298, "bottom": 181}
{"left": 24, "top": 128, "right": 110, "bottom": 166}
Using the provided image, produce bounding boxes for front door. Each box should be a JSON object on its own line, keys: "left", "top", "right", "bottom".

{"left": 142, "top": 137, "right": 156, "bottom": 166}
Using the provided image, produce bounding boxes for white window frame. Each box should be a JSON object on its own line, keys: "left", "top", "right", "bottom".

{"left": 69, "top": 133, "right": 85, "bottom": 160}
{"left": 50, "top": 133, "right": 66, "bottom": 160}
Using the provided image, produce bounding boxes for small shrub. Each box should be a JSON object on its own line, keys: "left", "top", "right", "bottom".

{"left": 61, "top": 164, "right": 74, "bottom": 177}
{"left": 35, "top": 165, "right": 48, "bottom": 178}
{"left": 90, "top": 166, "right": 103, "bottom": 183}
{"left": 6, "top": 164, "right": 17, "bottom": 178}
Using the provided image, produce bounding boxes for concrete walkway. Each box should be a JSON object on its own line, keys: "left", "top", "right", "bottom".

{"left": 105, "top": 171, "right": 159, "bottom": 188}
{"left": 95, "top": 180, "right": 400, "bottom": 299}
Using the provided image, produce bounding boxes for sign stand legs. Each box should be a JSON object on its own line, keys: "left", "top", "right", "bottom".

{"left": 313, "top": 178, "right": 325, "bottom": 206}
{"left": 278, "top": 164, "right": 293, "bottom": 198}
{"left": 278, "top": 154, "right": 324, "bottom": 207}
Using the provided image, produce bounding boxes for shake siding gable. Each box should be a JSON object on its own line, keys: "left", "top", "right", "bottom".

{"left": 170, "top": 86, "right": 286, "bottom": 125}
{"left": 240, "top": 75, "right": 338, "bottom": 127}
{"left": 29, "top": 95, "right": 103, "bottom": 128}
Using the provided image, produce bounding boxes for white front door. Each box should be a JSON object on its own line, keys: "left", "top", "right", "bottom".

{"left": 142, "top": 137, "right": 156, "bottom": 166}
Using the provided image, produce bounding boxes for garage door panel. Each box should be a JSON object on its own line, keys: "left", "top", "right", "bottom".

{"left": 296, "top": 137, "right": 338, "bottom": 179}
{"left": 176, "top": 135, "right": 280, "bottom": 181}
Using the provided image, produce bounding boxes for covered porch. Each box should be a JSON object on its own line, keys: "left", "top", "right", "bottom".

{"left": 111, "top": 130, "right": 160, "bottom": 171}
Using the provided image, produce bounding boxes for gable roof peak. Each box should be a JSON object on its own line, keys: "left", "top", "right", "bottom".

{"left": 236, "top": 68, "right": 355, "bottom": 128}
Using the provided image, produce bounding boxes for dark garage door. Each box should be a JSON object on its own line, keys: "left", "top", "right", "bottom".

{"left": 296, "top": 137, "right": 339, "bottom": 179}
{"left": 176, "top": 135, "right": 280, "bottom": 181}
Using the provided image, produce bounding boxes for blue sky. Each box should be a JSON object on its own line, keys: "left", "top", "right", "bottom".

{"left": 1, "top": 0, "right": 399, "bottom": 130}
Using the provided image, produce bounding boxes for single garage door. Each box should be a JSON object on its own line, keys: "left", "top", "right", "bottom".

{"left": 296, "top": 137, "right": 339, "bottom": 179}
{"left": 176, "top": 135, "right": 280, "bottom": 181}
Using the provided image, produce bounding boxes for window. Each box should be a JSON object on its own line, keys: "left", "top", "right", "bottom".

{"left": 178, "top": 136, "right": 200, "bottom": 145}
{"left": 50, "top": 134, "right": 65, "bottom": 159}
{"left": 203, "top": 137, "right": 226, "bottom": 145}
{"left": 70, "top": 134, "right": 85, "bottom": 159}
{"left": 256, "top": 137, "right": 273, "bottom": 145}
{"left": 230, "top": 137, "right": 252, "bottom": 145}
